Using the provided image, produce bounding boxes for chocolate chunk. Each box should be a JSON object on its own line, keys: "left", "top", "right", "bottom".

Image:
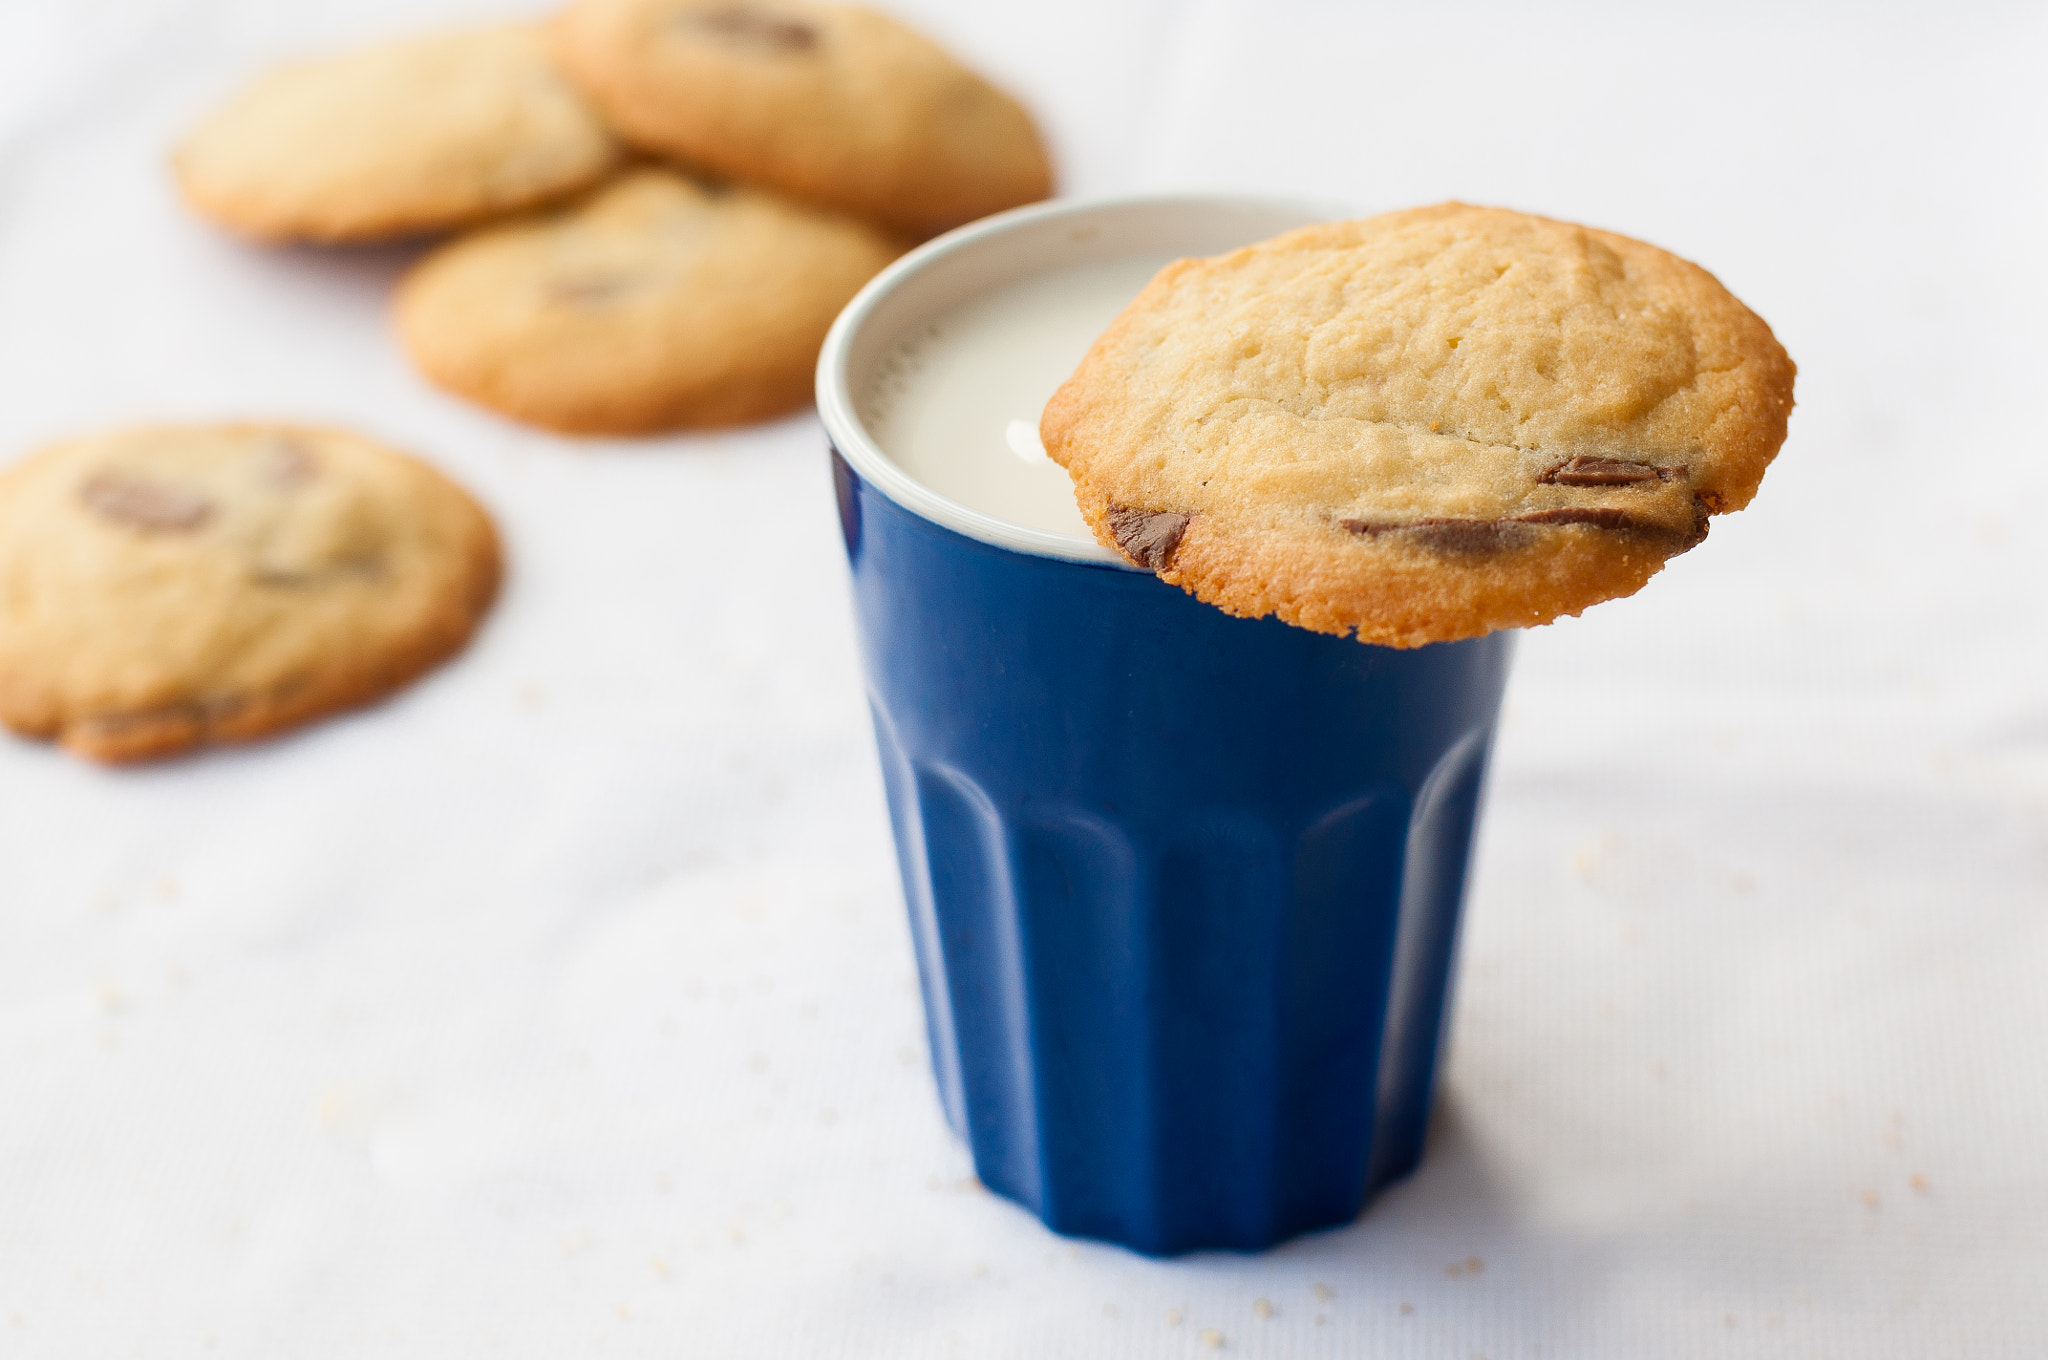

{"left": 1509, "top": 507, "right": 1646, "bottom": 532}
{"left": 1512, "top": 503, "right": 1707, "bottom": 551}
{"left": 1107, "top": 505, "right": 1191, "bottom": 570}
{"left": 1685, "top": 495, "right": 1712, "bottom": 552}
{"left": 80, "top": 471, "right": 212, "bottom": 532}
{"left": 688, "top": 8, "right": 819, "bottom": 51}
{"left": 1539, "top": 456, "right": 1684, "bottom": 486}
{"left": 1341, "top": 517, "right": 1530, "bottom": 554}
{"left": 1344, "top": 500, "right": 1713, "bottom": 554}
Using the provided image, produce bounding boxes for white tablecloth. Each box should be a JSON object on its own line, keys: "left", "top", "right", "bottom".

{"left": 2, "top": 1, "right": 2044, "bottom": 1354}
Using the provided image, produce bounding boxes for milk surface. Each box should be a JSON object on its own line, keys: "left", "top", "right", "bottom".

{"left": 862, "top": 256, "right": 1173, "bottom": 542}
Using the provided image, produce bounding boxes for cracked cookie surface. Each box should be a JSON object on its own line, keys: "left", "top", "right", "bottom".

{"left": 551, "top": 0, "right": 1051, "bottom": 237}
{"left": 0, "top": 425, "right": 501, "bottom": 762}
{"left": 175, "top": 25, "right": 622, "bottom": 243}
{"left": 395, "top": 168, "right": 900, "bottom": 433}
{"left": 1041, "top": 203, "right": 1796, "bottom": 647}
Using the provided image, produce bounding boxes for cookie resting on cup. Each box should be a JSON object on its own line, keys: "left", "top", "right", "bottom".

{"left": 1043, "top": 202, "right": 1797, "bottom": 647}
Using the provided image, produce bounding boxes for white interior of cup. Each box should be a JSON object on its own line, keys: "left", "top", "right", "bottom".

{"left": 816, "top": 194, "right": 1350, "bottom": 565}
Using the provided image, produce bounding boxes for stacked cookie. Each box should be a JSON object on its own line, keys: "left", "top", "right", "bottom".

{"left": 0, "top": 5, "right": 1055, "bottom": 765}
{"left": 174, "top": 2, "right": 1055, "bottom": 434}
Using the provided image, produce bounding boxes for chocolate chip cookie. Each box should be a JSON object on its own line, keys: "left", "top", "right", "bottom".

{"left": 393, "top": 168, "right": 900, "bottom": 433}
{"left": 1041, "top": 203, "right": 1797, "bottom": 647}
{"left": 0, "top": 425, "right": 501, "bottom": 762}
{"left": 550, "top": 0, "right": 1052, "bottom": 237}
{"left": 174, "top": 25, "right": 622, "bottom": 243}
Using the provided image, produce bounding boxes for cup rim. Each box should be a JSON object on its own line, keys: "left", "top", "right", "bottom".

{"left": 815, "top": 192, "right": 1349, "bottom": 565}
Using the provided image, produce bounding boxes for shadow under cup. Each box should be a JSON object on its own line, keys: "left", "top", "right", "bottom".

{"left": 817, "top": 197, "right": 1515, "bottom": 1256}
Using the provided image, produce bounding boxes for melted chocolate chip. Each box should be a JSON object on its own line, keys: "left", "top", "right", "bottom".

{"left": 1107, "top": 505, "right": 1191, "bottom": 570}
{"left": 75, "top": 694, "right": 248, "bottom": 754}
{"left": 1539, "top": 456, "right": 1684, "bottom": 486}
{"left": 80, "top": 471, "right": 213, "bottom": 533}
{"left": 259, "top": 437, "right": 319, "bottom": 490}
{"left": 688, "top": 7, "right": 819, "bottom": 51}
{"left": 252, "top": 557, "right": 385, "bottom": 590}
{"left": 547, "top": 274, "right": 642, "bottom": 307}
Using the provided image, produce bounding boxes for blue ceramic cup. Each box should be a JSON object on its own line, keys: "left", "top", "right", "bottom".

{"left": 817, "top": 197, "right": 1514, "bottom": 1256}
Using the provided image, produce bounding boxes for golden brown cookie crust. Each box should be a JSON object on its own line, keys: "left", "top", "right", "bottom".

{"left": 0, "top": 425, "right": 501, "bottom": 762}
{"left": 174, "top": 26, "right": 623, "bottom": 243}
{"left": 1041, "top": 203, "right": 1796, "bottom": 647}
{"left": 393, "top": 168, "right": 901, "bottom": 434}
{"left": 551, "top": 0, "right": 1052, "bottom": 237}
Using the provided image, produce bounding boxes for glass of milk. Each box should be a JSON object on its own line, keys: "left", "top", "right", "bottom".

{"left": 817, "top": 196, "right": 1515, "bottom": 1255}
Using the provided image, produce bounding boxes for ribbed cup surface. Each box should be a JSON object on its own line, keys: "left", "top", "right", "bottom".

{"left": 837, "top": 451, "right": 1512, "bottom": 1255}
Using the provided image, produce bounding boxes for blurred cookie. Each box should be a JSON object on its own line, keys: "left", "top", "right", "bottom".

{"left": 394, "top": 168, "right": 900, "bottom": 433}
{"left": 0, "top": 425, "right": 501, "bottom": 762}
{"left": 1042, "top": 203, "right": 1796, "bottom": 648}
{"left": 174, "top": 25, "right": 623, "bottom": 243}
{"left": 551, "top": 0, "right": 1051, "bottom": 237}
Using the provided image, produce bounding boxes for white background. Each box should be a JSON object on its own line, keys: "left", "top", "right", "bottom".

{"left": 2, "top": 1, "right": 2044, "bottom": 1355}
